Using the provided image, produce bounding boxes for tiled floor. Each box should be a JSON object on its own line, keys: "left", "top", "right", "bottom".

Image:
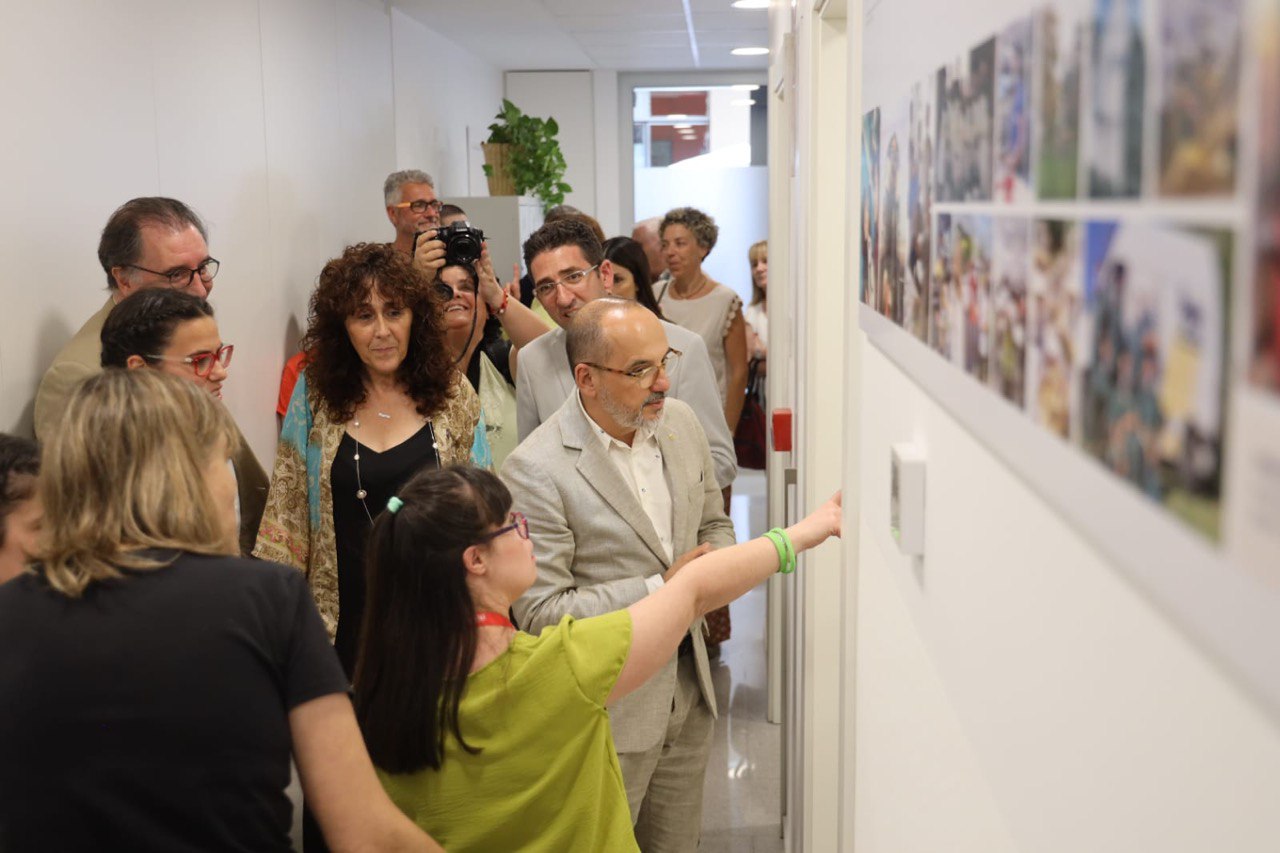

{"left": 699, "top": 469, "right": 784, "bottom": 852}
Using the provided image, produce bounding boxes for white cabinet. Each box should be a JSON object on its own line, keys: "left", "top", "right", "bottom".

{"left": 442, "top": 195, "right": 544, "bottom": 278}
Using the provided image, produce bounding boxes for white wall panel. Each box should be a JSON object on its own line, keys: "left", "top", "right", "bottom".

{"left": 2, "top": 1, "right": 501, "bottom": 471}
{"left": 392, "top": 7, "right": 504, "bottom": 199}
{"left": 505, "top": 71, "right": 596, "bottom": 214}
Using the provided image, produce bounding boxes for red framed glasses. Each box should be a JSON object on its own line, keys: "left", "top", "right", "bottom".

{"left": 144, "top": 344, "right": 234, "bottom": 378}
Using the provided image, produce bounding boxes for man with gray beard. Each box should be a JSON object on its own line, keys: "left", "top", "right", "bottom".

{"left": 501, "top": 296, "right": 735, "bottom": 852}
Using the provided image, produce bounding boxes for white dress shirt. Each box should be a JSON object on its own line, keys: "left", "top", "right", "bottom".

{"left": 576, "top": 392, "right": 673, "bottom": 592}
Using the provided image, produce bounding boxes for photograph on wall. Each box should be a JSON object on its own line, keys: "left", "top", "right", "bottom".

{"left": 1157, "top": 0, "right": 1242, "bottom": 197}
{"left": 1252, "top": 5, "right": 1280, "bottom": 392}
{"left": 1036, "top": 2, "right": 1083, "bottom": 199}
{"left": 995, "top": 16, "right": 1034, "bottom": 203}
{"left": 991, "top": 217, "right": 1030, "bottom": 407}
{"left": 1086, "top": 0, "right": 1145, "bottom": 198}
{"left": 878, "top": 99, "right": 910, "bottom": 324}
{"left": 906, "top": 79, "right": 935, "bottom": 341}
{"left": 1080, "top": 220, "right": 1229, "bottom": 540}
{"left": 929, "top": 213, "right": 993, "bottom": 380}
{"left": 1026, "top": 219, "right": 1085, "bottom": 439}
{"left": 861, "top": 108, "right": 881, "bottom": 307}
{"left": 935, "top": 38, "right": 996, "bottom": 202}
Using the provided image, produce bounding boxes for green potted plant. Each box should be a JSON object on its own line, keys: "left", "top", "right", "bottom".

{"left": 482, "top": 99, "right": 572, "bottom": 211}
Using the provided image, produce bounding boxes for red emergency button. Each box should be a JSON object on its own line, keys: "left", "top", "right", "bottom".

{"left": 771, "top": 408, "right": 792, "bottom": 452}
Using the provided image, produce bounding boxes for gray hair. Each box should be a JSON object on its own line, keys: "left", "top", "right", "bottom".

{"left": 383, "top": 169, "right": 435, "bottom": 206}
{"left": 98, "top": 198, "right": 208, "bottom": 290}
{"left": 566, "top": 296, "right": 645, "bottom": 369}
{"left": 660, "top": 206, "right": 719, "bottom": 255}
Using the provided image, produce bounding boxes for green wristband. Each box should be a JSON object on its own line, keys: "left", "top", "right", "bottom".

{"left": 765, "top": 528, "right": 796, "bottom": 574}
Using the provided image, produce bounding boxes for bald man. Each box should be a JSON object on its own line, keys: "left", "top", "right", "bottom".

{"left": 632, "top": 217, "right": 667, "bottom": 283}
{"left": 503, "top": 297, "right": 735, "bottom": 851}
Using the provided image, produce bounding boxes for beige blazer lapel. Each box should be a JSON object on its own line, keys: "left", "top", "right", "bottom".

{"left": 561, "top": 399, "right": 671, "bottom": 566}
{"left": 657, "top": 418, "right": 699, "bottom": 556}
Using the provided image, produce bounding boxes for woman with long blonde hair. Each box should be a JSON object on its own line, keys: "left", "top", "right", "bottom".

{"left": 0, "top": 369, "right": 439, "bottom": 852}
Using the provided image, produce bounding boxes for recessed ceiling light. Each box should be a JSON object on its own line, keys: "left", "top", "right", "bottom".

{"left": 732, "top": 0, "right": 770, "bottom": 8}
{"left": 665, "top": 113, "right": 689, "bottom": 119}
{"left": 731, "top": 47, "right": 770, "bottom": 56}
{"left": 731, "top": 84, "right": 761, "bottom": 91}
{"left": 731, "top": 99, "right": 756, "bottom": 106}
{"left": 673, "top": 123, "right": 694, "bottom": 129}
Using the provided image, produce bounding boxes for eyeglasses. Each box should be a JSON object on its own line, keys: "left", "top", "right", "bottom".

{"left": 532, "top": 265, "right": 600, "bottom": 299}
{"left": 144, "top": 344, "right": 234, "bottom": 378}
{"left": 584, "top": 347, "right": 682, "bottom": 389}
{"left": 480, "top": 512, "right": 529, "bottom": 542}
{"left": 393, "top": 199, "right": 443, "bottom": 215}
{"left": 125, "top": 258, "right": 220, "bottom": 289}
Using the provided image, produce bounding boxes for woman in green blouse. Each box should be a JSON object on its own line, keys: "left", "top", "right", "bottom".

{"left": 353, "top": 465, "right": 840, "bottom": 851}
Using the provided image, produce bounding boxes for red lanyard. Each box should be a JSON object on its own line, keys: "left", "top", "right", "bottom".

{"left": 475, "top": 611, "right": 515, "bottom": 629}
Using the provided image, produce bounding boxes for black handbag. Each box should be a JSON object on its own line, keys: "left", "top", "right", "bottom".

{"left": 734, "top": 358, "right": 767, "bottom": 470}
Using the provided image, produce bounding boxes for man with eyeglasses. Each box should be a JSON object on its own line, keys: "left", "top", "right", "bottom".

{"left": 513, "top": 219, "right": 737, "bottom": 494}
{"left": 33, "top": 197, "right": 268, "bottom": 554}
{"left": 384, "top": 168, "right": 447, "bottom": 283}
{"left": 503, "top": 296, "right": 736, "bottom": 852}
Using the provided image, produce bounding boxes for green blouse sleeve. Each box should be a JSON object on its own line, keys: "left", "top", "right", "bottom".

{"left": 558, "top": 610, "right": 633, "bottom": 708}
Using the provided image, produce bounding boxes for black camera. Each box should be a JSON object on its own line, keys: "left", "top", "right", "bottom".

{"left": 416, "top": 222, "right": 486, "bottom": 266}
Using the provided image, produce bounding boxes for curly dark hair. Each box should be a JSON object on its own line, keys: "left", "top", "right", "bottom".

{"left": 660, "top": 206, "right": 718, "bottom": 256}
{"left": 302, "top": 242, "right": 454, "bottom": 423}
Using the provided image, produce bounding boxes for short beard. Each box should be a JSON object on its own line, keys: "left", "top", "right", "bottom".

{"left": 599, "top": 386, "right": 666, "bottom": 433}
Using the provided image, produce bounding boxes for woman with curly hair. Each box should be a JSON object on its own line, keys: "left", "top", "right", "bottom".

{"left": 255, "top": 242, "right": 487, "bottom": 677}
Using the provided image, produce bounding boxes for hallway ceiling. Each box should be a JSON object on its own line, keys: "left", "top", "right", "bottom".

{"left": 393, "top": 0, "right": 770, "bottom": 72}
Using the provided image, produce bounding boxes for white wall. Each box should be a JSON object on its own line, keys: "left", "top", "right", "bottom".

{"left": 766, "top": 0, "right": 1280, "bottom": 850}
{"left": 854, "top": 346, "right": 1280, "bottom": 851}
{"left": 392, "top": 8, "right": 504, "bottom": 198}
{"left": 634, "top": 166, "right": 768, "bottom": 304}
{"left": 504, "top": 71, "right": 597, "bottom": 215}
{"left": 0, "top": 0, "right": 502, "bottom": 467}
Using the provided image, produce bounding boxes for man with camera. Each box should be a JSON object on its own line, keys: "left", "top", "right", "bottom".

{"left": 383, "top": 170, "right": 548, "bottom": 467}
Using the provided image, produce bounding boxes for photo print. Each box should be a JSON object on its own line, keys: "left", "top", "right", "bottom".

{"left": 935, "top": 38, "right": 996, "bottom": 202}
{"left": 861, "top": 108, "right": 881, "bottom": 307}
{"left": 906, "top": 78, "right": 935, "bottom": 341}
{"left": 1086, "top": 0, "right": 1145, "bottom": 198}
{"left": 930, "top": 213, "right": 993, "bottom": 381}
{"left": 1252, "top": 4, "right": 1280, "bottom": 392}
{"left": 1157, "top": 0, "right": 1243, "bottom": 196}
{"left": 995, "top": 16, "right": 1035, "bottom": 203}
{"left": 1036, "top": 1, "right": 1083, "bottom": 199}
{"left": 991, "top": 217, "right": 1031, "bottom": 407}
{"left": 1081, "top": 220, "right": 1229, "bottom": 540}
{"left": 1027, "top": 219, "right": 1085, "bottom": 439}
{"left": 878, "top": 99, "right": 910, "bottom": 324}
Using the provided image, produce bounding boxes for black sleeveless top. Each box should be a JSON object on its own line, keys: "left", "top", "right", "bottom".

{"left": 329, "top": 424, "right": 438, "bottom": 675}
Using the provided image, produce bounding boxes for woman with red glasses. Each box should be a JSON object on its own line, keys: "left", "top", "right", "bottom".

{"left": 99, "top": 287, "right": 258, "bottom": 553}
{"left": 353, "top": 465, "right": 841, "bottom": 851}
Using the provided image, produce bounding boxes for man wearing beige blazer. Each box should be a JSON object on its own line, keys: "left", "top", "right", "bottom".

{"left": 503, "top": 296, "right": 736, "bottom": 852}
{"left": 514, "top": 220, "right": 737, "bottom": 494}
{"left": 33, "top": 197, "right": 267, "bottom": 554}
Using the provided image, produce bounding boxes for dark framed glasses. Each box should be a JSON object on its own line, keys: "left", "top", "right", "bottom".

{"left": 393, "top": 199, "right": 442, "bottom": 214}
{"left": 125, "top": 258, "right": 220, "bottom": 289}
{"left": 144, "top": 344, "right": 234, "bottom": 378}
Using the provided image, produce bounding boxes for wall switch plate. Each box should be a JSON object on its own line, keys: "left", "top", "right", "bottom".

{"left": 891, "top": 443, "right": 926, "bottom": 556}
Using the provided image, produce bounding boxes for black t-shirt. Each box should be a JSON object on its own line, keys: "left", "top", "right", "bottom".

{"left": 331, "top": 425, "right": 439, "bottom": 675}
{"left": 0, "top": 552, "right": 349, "bottom": 852}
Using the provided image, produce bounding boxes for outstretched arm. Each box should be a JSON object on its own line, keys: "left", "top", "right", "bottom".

{"left": 607, "top": 493, "right": 842, "bottom": 705}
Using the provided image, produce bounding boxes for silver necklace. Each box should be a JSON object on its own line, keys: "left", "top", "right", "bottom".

{"left": 352, "top": 417, "right": 439, "bottom": 523}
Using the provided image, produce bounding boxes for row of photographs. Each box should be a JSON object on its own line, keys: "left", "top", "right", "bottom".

{"left": 862, "top": 211, "right": 1229, "bottom": 543}
{"left": 863, "top": 0, "right": 1243, "bottom": 210}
